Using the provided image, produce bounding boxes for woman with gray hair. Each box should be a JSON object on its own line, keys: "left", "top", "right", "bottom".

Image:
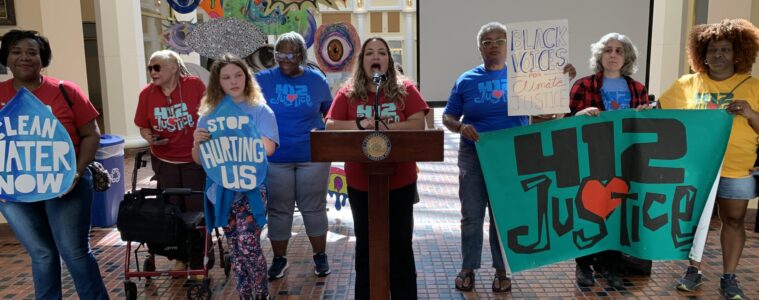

{"left": 254, "top": 31, "right": 334, "bottom": 280}
{"left": 569, "top": 32, "right": 649, "bottom": 116}
{"left": 134, "top": 49, "right": 207, "bottom": 272}
{"left": 443, "top": 22, "right": 575, "bottom": 293}
{"left": 567, "top": 32, "right": 650, "bottom": 289}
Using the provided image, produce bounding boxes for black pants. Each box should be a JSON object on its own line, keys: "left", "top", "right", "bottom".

{"left": 348, "top": 183, "right": 417, "bottom": 300}
{"left": 150, "top": 155, "right": 206, "bottom": 212}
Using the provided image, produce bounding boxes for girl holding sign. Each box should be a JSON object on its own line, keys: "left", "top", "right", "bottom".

{"left": 192, "top": 54, "right": 279, "bottom": 300}
{"left": 568, "top": 32, "right": 650, "bottom": 289}
{"left": 661, "top": 19, "right": 759, "bottom": 300}
{"left": 0, "top": 30, "right": 109, "bottom": 299}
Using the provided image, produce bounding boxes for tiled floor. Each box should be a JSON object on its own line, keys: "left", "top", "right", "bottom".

{"left": 1, "top": 111, "right": 759, "bottom": 299}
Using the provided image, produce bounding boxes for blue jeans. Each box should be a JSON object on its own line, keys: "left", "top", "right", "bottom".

{"left": 717, "top": 176, "right": 756, "bottom": 200}
{"left": 0, "top": 169, "right": 109, "bottom": 300}
{"left": 458, "top": 142, "right": 505, "bottom": 270}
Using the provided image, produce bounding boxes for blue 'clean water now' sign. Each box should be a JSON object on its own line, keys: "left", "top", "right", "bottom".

{"left": 0, "top": 88, "right": 76, "bottom": 202}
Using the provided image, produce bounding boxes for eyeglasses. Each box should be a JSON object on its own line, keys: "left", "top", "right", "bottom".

{"left": 147, "top": 64, "right": 162, "bottom": 73}
{"left": 274, "top": 52, "right": 301, "bottom": 62}
{"left": 480, "top": 39, "right": 507, "bottom": 48}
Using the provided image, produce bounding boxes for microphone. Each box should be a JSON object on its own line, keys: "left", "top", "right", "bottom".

{"left": 371, "top": 71, "right": 386, "bottom": 131}
{"left": 372, "top": 72, "right": 387, "bottom": 85}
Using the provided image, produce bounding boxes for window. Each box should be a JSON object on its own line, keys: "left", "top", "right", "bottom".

{"left": 370, "top": 11, "right": 401, "bottom": 33}
{"left": 322, "top": 12, "right": 351, "bottom": 25}
{"left": 387, "top": 40, "right": 403, "bottom": 65}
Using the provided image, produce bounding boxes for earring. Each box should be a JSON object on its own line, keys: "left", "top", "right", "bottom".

{"left": 704, "top": 59, "right": 709, "bottom": 65}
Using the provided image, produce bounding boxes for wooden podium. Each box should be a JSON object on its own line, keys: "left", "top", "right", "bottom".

{"left": 311, "top": 130, "right": 444, "bottom": 299}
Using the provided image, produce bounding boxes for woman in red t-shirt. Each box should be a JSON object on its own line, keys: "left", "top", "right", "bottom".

{"left": 133, "top": 50, "right": 207, "bottom": 270}
{"left": 325, "top": 37, "right": 429, "bottom": 299}
{"left": 0, "top": 30, "right": 108, "bottom": 299}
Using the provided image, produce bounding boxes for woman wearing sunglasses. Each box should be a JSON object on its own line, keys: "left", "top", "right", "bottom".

{"left": 134, "top": 49, "right": 208, "bottom": 271}
{"left": 254, "top": 32, "right": 334, "bottom": 280}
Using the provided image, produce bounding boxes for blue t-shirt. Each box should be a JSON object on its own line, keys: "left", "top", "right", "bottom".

{"left": 444, "top": 65, "right": 528, "bottom": 145}
{"left": 197, "top": 100, "right": 280, "bottom": 147}
{"left": 601, "top": 76, "right": 631, "bottom": 111}
{"left": 256, "top": 67, "right": 332, "bottom": 163}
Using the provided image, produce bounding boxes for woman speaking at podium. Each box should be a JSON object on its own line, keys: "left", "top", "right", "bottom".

{"left": 325, "top": 36, "right": 429, "bottom": 299}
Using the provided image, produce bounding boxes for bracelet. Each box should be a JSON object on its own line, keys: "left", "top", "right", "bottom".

{"left": 356, "top": 117, "right": 367, "bottom": 130}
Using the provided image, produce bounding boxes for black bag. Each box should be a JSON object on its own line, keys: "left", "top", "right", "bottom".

{"left": 116, "top": 188, "right": 182, "bottom": 244}
{"left": 147, "top": 221, "right": 213, "bottom": 269}
{"left": 88, "top": 161, "right": 112, "bottom": 192}
{"left": 58, "top": 82, "right": 112, "bottom": 192}
{"left": 618, "top": 254, "right": 652, "bottom": 276}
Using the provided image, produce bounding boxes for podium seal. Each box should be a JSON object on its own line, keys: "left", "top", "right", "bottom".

{"left": 362, "top": 132, "right": 391, "bottom": 161}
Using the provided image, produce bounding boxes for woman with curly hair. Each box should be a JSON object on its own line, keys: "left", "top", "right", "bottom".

{"left": 325, "top": 37, "right": 429, "bottom": 299}
{"left": 568, "top": 32, "right": 651, "bottom": 289}
{"left": 660, "top": 18, "right": 759, "bottom": 300}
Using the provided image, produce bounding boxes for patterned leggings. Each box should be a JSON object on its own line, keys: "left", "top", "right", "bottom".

{"left": 224, "top": 195, "right": 268, "bottom": 298}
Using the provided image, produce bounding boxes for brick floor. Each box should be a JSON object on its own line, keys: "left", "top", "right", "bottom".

{"left": 1, "top": 111, "right": 758, "bottom": 299}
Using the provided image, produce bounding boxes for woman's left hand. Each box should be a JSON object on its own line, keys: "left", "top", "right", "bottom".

{"left": 635, "top": 103, "right": 657, "bottom": 111}
{"left": 193, "top": 128, "right": 211, "bottom": 145}
{"left": 60, "top": 172, "right": 81, "bottom": 197}
{"left": 726, "top": 100, "right": 758, "bottom": 118}
{"left": 563, "top": 64, "right": 577, "bottom": 81}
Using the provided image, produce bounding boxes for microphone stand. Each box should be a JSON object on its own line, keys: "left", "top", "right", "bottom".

{"left": 374, "top": 83, "right": 381, "bottom": 131}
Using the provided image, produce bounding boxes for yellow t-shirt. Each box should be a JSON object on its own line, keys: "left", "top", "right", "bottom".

{"left": 660, "top": 73, "right": 759, "bottom": 178}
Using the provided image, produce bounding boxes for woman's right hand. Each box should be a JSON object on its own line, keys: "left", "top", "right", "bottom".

{"left": 460, "top": 124, "right": 480, "bottom": 142}
{"left": 193, "top": 128, "right": 210, "bottom": 145}
{"left": 576, "top": 107, "right": 600, "bottom": 116}
{"left": 150, "top": 135, "right": 169, "bottom": 146}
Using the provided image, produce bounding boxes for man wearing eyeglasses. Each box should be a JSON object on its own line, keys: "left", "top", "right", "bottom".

{"left": 443, "top": 21, "right": 575, "bottom": 294}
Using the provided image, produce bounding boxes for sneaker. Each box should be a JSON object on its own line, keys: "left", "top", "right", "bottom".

{"left": 599, "top": 268, "right": 624, "bottom": 289}
{"left": 720, "top": 274, "right": 746, "bottom": 300}
{"left": 675, "top": 266, "right": 703, "bottom": 292}
{"left": 313, "top": 252, "right": 331, "bottom": 277}
{"left": 268, "top": 256, "right": 288, "bottom": 280}
{"left": 576, "top": 265, "right": 595, "bottom": 287}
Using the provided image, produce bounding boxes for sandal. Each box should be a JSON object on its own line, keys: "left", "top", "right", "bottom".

{"left": 492, "top": 273, "right": 512, "bottom": 292}
{"left": 454, "top": 271, "right": 475, "bottom": 291}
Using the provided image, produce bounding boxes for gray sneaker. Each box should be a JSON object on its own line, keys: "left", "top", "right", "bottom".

{"left": 720, "top": 274, "right": 746, "bottom": 300}
{"left": 313, "top": 252, "right": 331, "bottom": 277}
{"left": 268, "top": 256, "right": 288, "bottom": 280}
{"left": 675, "top": 266, "right": 703, "bottom": 292}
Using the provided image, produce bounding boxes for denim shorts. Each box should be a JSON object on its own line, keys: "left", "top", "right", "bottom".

{"left": 716, "top": 176, "right": 756, "bottom": 200}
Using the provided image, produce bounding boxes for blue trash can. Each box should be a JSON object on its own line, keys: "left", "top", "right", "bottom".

{"left": 91, "top": 134, "right": 125, "bottom": 227}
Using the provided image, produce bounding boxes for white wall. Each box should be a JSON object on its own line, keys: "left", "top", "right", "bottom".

{"left": 418, "top": 0, "right": 653, "bottom": 103}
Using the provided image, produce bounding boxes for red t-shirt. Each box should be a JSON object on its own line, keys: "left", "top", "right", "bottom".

{"left": 0, "top": 76, "right": 99, "bottom": 154}
{"left": 134, "top": 76, "right": 205, "bottom": 163}
{"left": 326, "top": 81, "right": 429, "bottom": 191}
